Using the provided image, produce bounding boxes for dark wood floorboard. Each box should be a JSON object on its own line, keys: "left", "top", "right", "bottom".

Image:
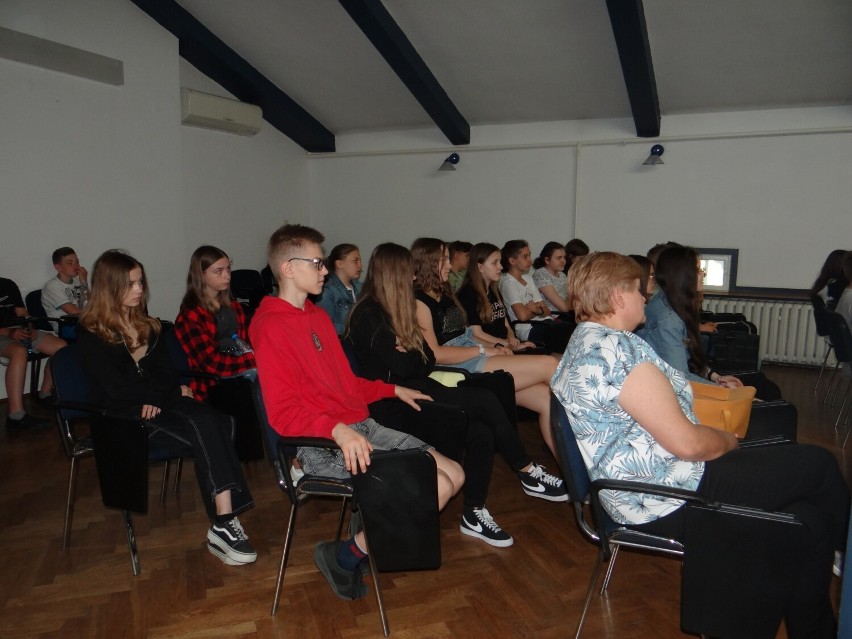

{"left": 0, "top": 364, "right": 847, "bottom": 638}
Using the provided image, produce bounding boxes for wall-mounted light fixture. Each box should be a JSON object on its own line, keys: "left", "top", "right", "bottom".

{"left": 439, "top": 152, "right": 460, "bottom": 171}
{"left": 642, "top": 144, "right": 664, "bottom": 166}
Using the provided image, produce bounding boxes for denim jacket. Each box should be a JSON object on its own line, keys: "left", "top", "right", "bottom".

{"left": 316, "top": 273, "right": 362, "bottom": 335}
{"left": 636, "top": 289, "right": 708, "bottom": 385}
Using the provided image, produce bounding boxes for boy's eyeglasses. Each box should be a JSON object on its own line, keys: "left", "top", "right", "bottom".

{"left": 289, "top": 257, "right": 326, "bottom": 271}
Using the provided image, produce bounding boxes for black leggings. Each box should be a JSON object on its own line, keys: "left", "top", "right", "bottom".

{"left": 636, "top": 445, "right": 849, "bottom": 638}
{"left": 145, "top": 397, "right": 254, "bottom": 522}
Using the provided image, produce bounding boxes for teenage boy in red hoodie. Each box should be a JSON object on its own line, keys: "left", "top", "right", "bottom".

{"left": 250, "top": 224, "right": 464, "bottom": 601}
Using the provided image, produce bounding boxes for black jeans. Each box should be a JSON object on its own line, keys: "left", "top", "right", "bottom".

{"left": 372, "top": 378, "right": 531, "bottom": 508}
{"left": 145, "top": 397, "right": 254, "bottom": 522}
{"left": 636, "top": 444, "right": 849, "bottom": 639}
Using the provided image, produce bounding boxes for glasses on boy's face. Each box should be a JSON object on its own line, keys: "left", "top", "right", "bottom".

{"left": 289, "top": 257, "right": 326, "bottom": 271}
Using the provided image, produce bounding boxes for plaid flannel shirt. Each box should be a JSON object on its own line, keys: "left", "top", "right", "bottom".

{"left": 174, "top": 300, "right": 256, "bottom": 400}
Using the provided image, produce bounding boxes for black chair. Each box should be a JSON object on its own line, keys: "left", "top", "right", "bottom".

{"left": 90, "top": 412, "right": 195, "bottom": 575}
{"left": 810, "top": 295, "right": 835, "bottom": 394}
{"left": 252, "top": 380, "right": 440, "bottom": 636}
{"left": 822, "top": 310, "right": 852, "bottom": 434}
{"left": 163, "top": 326, "right": 265, "bottom": 462}
{"left": 230, "top": 269, "right": 267, "bottom": 325}
{"left": 50, "top": 343, "right": 191, "bottom": 566}
{"left": 549, "top": 393, "right": 804, "bottom": 638}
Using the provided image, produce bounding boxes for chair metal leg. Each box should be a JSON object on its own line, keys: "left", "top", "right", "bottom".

{"left": 575, "top": 550, "right": 605, "bottom": 639}
{"left": 335, "top": 497, "right": 349, "bottom": 541}
{"left": 159, "top": 461, "right": 170, "bottom": 505}
{"left": 813, "top": 346, "right": 832, "bottom": 392}
{"left": 360, "top": 514, "right": 389, "bottom": 636}
{"left": 271, "top": 503, "right": 298, "bottom": 616}
{"left": 824, "top": 363, "right": 841, "bottom": 405}
{"left": 30, "top": 359, "right": 42, "bottom": 397}
{"left": 599, "top": 544, "right": 620, "bottom": 594}
{"left": 124, "top": 510, "right": 141, "bottom": 576}
{"left": 834, "top": 380, "right": 851, "bottom": 429}
{"left": 173, "top": 457, "right": 183, "bottom": 497}
{"left": 62, "top": 457, "right": 79, "bottom": 550}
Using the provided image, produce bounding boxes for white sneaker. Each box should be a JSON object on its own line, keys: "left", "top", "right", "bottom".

{"left": 834, "top": 551, "right": 844, "bottom": 578}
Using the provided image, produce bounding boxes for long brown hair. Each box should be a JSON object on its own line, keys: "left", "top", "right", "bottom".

{"left": 181, "top": 245, "right": 232, "bottom": 313}
{"left": 411, "top": 237, "right": 449, "bottom": 297}
{"left": 654, "top": 245, "right": 706, "bottom": 373}
{"left": 350, "top": 243, "right": 427, "bottom": 358}
{"left": 79, "top": 250, "right": 160, "bottom": 346}
{"left": 464, "top": 242, "right": 503, "bottom": 324}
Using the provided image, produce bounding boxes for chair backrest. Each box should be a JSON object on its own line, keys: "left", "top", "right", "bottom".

{"left": 810, "top": 294, "right": 831, "bottom": 338}
{"left": 230, "top": 269, "right": 266, "bottom": 313}
{"left": 824, "top": 309, "right": 852, "bottom": 363}
{"left": 25, "top": 289, "right": 53, "bottom": 332}
{"left": 50, "top": 343, "right": 94, "bottom": 457}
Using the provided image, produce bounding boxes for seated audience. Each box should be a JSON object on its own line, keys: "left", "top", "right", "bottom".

{"left": 41, "top": 246, "right": 89, "bottom": 320}
{"left": 563, "top": 238, "right": 589, "bottom": 274}
{"left": 411, "top": 237, "right": 561, "bottom": 457}
{"left": 348, "top": 243, "right": 565, "bottom": 547}
{"left": 316, "top": 243, "right": 363, "bottom": 335}
{"left": 500, "top": 239, "right": 572, "bottom": 352}
{"left": 77, "top": 250, "right": 256, "bottom": 566}
{"left": 447, "top": 240, "right": 472, "bottom": 292}
{"left": 456, "top": 242, "right": 536, "bottom": 351}
{"left": 532, "top": 242, "right": 571, "bottom": 313}
{"left": 174, "top": 245, "right": 256, "bottom": 401}
{"left": 1, "top": 277, "right": 65, "bottom": 429}
{"left": 251, "top": 225, "right": 463, "bottom": 600}
{"left": 811, "top": 249, "right": 850, "bottom": 310}
{"left": 552, "top": 251, "right": 849, "bottom": 638}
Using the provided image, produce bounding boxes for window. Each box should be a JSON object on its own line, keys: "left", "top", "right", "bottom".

{"left": 697, "top": 248, "right": 738, "bottom": 293}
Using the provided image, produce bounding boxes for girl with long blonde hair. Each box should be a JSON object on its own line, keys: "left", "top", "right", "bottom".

{"left": 347, "top": 242, "right": 566, "bottom": 548}
{"left": 78, "top": 249, "right": 257, "bottom": 567}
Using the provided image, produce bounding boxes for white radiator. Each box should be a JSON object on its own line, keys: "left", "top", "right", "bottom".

{"left": 703, "top": 297, "right": 831, "bottom": 366}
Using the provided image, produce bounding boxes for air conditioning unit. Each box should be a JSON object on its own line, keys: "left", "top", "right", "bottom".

{"left": 180, "top": 88, "right": 262, "bottom": 136}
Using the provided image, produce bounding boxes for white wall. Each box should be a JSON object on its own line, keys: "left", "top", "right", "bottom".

{"left": 0, "top": 0, "right": 308, "bottom": 396}
{"left": 310, "top": 107, "right": 852, "bottom": 290}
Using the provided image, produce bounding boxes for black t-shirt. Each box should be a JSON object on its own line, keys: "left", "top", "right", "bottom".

{"left": 414, "top": 290, "right": 466, "bottom": 345}
{"left": 0, "top": 278, "right": 24, "bottom": 320}
{"left": 456, "top": 284, "right": 508, "bottom": 339}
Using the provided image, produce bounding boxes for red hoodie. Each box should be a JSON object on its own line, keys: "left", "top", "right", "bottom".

{"left": 250, "top": 295, "right": 395, "bottom": 438}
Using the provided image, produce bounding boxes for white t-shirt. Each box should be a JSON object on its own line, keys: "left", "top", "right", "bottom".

{"left": 42, "top": 276, "right": 86, "bottom": 318}
{"left": 498, "top": 273, "right": 546, "bottom": 340}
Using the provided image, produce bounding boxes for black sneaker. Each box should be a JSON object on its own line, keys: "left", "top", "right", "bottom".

{"left": 519, "top": 463, "right": 569, "bottom": 502}
{"left": 207, "top": 517, "right": 257, "bottom": 565}
{"left": 460, "top": 507, "right": 514, "bottom": 547}
{"left": 5, "top": 413, "right": 51, "bottom": 431}
{"left": 314, "top": 541, "right": 368, "bottom": 600}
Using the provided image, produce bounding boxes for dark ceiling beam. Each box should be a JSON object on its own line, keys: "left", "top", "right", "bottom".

{"left": 605, "top": 0, "right": 660, "bottom": 138}
{"left": 129, "top": 0, "right": 335, "bottom": 152}
{"left": 339, "top": 0, "right": 470, "bottom": 145}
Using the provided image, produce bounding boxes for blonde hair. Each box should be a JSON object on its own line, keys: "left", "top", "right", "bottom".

{"left": 79, "top": 250, "right": 160, "bottom": 346}
{"left": 181, "top": 245, "right": 232, "bottom": 313}
{"left": 568, "top": 252, "right": 642, "bottom": 322}
{"left": 351, "top": 243, "right": 427, "bottom": 358}
{"left": 267, "top": 224, "right": 325, "bottom": 283}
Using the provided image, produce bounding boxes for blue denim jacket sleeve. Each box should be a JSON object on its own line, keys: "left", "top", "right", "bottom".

{"left": 316, "top": 274, "right": 361, "bottom": 335}
{"left": 637, "top": 292, "right": 707, "bottom": 384}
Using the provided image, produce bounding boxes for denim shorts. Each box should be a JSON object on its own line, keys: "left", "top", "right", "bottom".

{"left": 297, "top": 418, "right": 430, "bottom": 480}
{"left": 444, "top": 328, "right": 488, "bottom": 373}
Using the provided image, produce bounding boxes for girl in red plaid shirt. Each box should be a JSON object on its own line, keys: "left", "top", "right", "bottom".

{"left": 175, "top": 246, "right": 256, "bottom": 401}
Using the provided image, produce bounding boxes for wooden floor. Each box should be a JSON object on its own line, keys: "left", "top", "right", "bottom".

{"left": 0, "top": 365, "right": 849, "bottom": 639}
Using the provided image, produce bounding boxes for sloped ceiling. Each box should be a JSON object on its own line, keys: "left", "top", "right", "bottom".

{"left": 132, "top": 0, "right": 852, "bottom": 151}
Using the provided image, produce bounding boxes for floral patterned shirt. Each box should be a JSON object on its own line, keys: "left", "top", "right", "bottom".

{"left": 551, "top": 321, "right": 704, "bottom": 524}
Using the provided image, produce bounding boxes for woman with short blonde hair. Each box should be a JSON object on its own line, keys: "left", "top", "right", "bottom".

{"left": 553, "top": 251, "right": 849, "bottom": 636}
